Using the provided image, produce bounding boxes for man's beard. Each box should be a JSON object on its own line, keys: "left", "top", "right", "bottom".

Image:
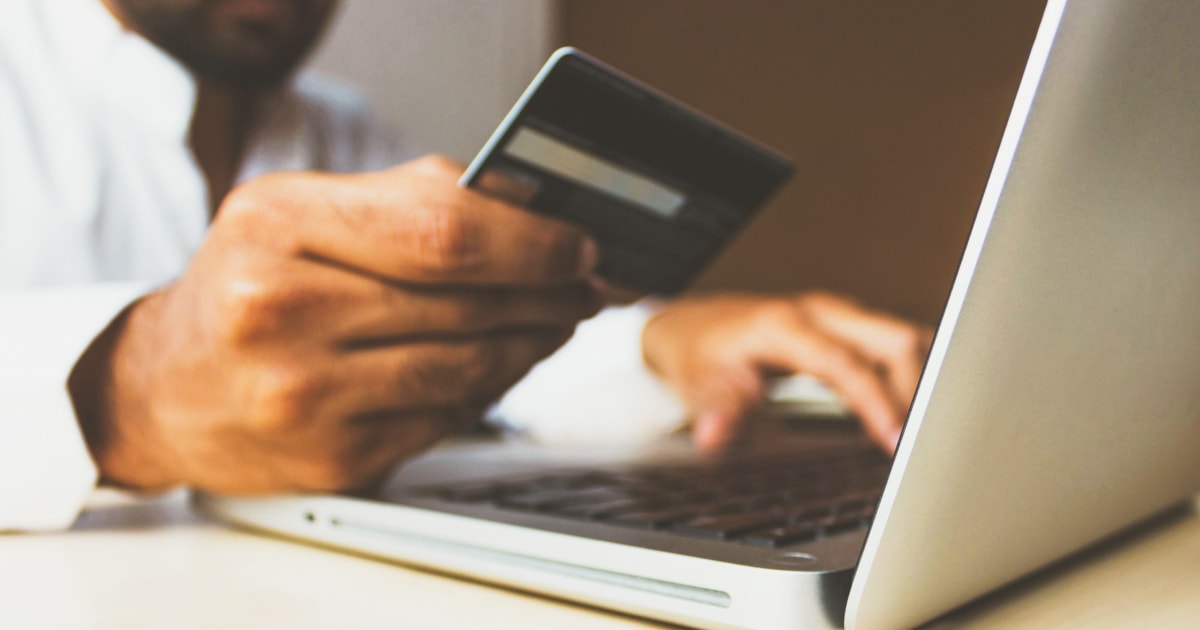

{"left": 107, "top": 0, "right": 337, "bottom": 89}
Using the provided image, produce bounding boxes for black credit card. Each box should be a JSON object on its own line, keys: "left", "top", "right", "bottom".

{"left": 460, "top": 47, "right": 793, "bottom": 294}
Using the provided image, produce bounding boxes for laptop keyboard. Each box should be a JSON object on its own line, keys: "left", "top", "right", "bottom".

{"left": 408, "top": 446, "right": 890, "bottom": 549}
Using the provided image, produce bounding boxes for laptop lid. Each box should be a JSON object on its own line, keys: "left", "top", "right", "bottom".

{"left": 848, "top": 1, "right": 1200, "bottom": 627}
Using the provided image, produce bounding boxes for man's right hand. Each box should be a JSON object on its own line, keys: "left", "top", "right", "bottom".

{"left": 70, "top": 155, "right": 601, "bottom": 495}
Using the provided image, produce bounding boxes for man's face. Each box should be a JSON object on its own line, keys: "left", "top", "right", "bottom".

{"left": 104, "top": 0, "right": 339, "bottom": 88}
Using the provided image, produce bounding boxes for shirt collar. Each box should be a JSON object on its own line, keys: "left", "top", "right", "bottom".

{"left": 41, "top": 0, "right": 198, "bottom": 143}
{"left": 40, "top": 0, "right": 323, "bottom": 182}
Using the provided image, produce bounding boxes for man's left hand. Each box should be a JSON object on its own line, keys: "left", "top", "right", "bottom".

{"left": 641, "top": 292, "right": 933, "bottom": 454}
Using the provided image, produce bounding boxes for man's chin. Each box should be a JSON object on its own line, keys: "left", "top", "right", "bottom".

{"left": 215, "top": 0, "right": 300, "bottom": 25}
{"left": 181, "top": 46, "right": 303, "bottom": 89}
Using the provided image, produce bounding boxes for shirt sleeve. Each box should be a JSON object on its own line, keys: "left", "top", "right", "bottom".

{"left": 489, "top": 301, "right": 690, "bottom": 445}
{"left": 0, "top": 283, "right": 149, "bottom": 532}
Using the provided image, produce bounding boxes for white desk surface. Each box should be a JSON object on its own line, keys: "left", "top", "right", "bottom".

{"left": 3, "top": 490, "right": 1198, "bottom": 629}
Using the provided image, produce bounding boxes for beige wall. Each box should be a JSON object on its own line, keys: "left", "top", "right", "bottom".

{"left": 308, "top": 0, "right": 557, "bottom": 163}
{"left": 561, "top": 1, "right": 1046, "bottom": 322}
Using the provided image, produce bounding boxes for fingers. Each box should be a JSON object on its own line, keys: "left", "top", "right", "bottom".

{"left": 329, "top": 329, "right": 572, "bottom": 413}
{"left": 215, "top": 155, "right": 598, "bottom": 287}
{"left": 688, "top": 364, "right": 766, "bottom": 452}
{"left": 224, "top": 255, "right": 600, "bottom": 346}
{"left": 752, "top": 320, "right": 904, "bottom": 452}
{"left": 643, "top": 292, "right": 929, "bottom": 455}
{"left": 337, "top": 281, "right": 599, "bottom": 346}
{"left": 796, "top": 293, "right": 933, "bottom": 409}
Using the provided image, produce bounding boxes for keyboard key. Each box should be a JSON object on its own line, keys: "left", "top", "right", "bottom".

{"left": 785, "top": 503, "right": 836, "bottom": 522}
{"left": 820, "top": 519, "right": 866, "bottom": 538}
{"left": 802, "top": 514, "right": 868, "bottom": 538}
{"left": 435, "top": 483, "right": 505, "bottom": 503}
{"left": 519, "top": 472, "right": 621, "bottom": 490}
{"left": 670, "top": 512, "right": 788, "bottom": 540}
{"left": 544, "top": 487, "right": 645, "bottom": 508}
{"left": 547, "top": 499, "right": 648, "bottom": 520}
{"left": 741, "top": 523, "right": 820, "bottom": 548}
{"left": 607, "top": 507, "right": 699, "bottom": 529}
{"left": 496, "top": 489, "right": 584, "bottom": 511}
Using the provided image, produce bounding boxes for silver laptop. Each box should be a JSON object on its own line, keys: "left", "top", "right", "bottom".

{"left": 197, "top": 2, "right": 1200, "bottom": 627}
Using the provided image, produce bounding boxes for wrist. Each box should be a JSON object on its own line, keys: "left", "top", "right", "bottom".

{"left": 639, "top": 301, "right": 673, "bottom": 379}
{"left": 68, "top": 295, "right": 178, "bottom": 491}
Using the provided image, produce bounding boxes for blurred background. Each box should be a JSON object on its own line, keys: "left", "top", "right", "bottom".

{"left": 311, "top": 0, "right": 1047, "bottom": 324}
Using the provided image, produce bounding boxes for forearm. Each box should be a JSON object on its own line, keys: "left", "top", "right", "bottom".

{"left": 68, "top": 293, "right": 178, "bottom": 492}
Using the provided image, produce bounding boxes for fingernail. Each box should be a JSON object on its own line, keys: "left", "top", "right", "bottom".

{"left": 588, "top": 276, "right": 611, "bottom": 294}
{"left": 888, "top": 426, "right": 903, "bottom": 452}
{"left": 694, "top": 413, "right": 726, "bottom": 451}
{"left": 578, "top": 238, "right": 600, "bottom": 275}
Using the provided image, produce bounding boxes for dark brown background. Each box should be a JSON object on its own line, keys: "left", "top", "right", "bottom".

{"left": 558, "top": 1, "right": 1046, "bottom": 323}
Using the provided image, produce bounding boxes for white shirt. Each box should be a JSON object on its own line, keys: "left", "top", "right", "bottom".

{"left": 0, "top": 0, "right": 685, "bottom": 532}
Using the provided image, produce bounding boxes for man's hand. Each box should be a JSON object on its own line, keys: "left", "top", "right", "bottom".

{"left": 71, "top": 155, "right": 601, "bottom": 494}
{"left": 642, "top": 292, "right": 933, "bottom": 453}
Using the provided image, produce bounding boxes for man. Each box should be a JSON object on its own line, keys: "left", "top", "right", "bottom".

{"left": 0, "top": 0, "right": 931, "bottom": 531}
